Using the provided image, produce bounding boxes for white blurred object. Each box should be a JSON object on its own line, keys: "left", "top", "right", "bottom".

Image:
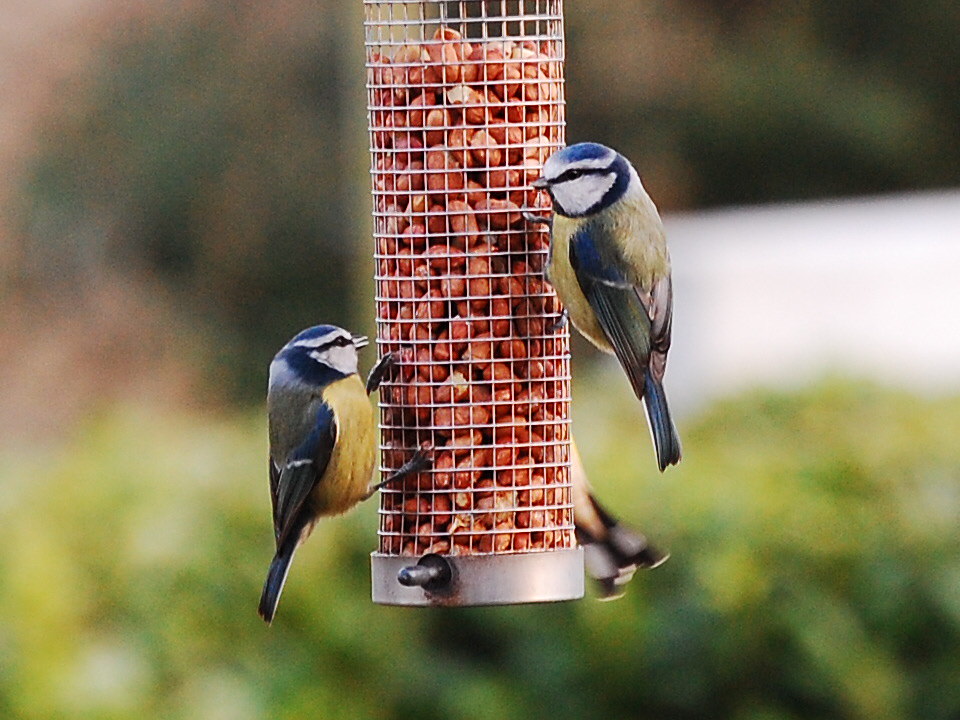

{"left": 662, "top": 190, "right": 960, "bottom": 415}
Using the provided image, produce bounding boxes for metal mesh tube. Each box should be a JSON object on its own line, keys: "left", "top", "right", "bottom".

{"left": 364, "top": 1, "right": 575, "bottom": 587}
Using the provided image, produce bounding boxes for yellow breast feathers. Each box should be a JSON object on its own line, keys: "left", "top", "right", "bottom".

{"left": 314, "top": 374, "right": 376, "bottom": 516}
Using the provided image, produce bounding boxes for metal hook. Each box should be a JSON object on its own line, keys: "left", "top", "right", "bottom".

{"left": 397, "top": 553, "right": 453, "bottom": 591}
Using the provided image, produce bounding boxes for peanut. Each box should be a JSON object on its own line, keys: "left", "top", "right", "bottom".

{"left": 369, "top": 29, "right": 572, "bottom": 556}
{"left": 445, "top": 84, "right": 487, "bottom": 125}
{"left": 468, "top": 129, "right": 503, "bottom": 168}
{"left": 408, "top": 92, "right": 437, "bottom": 128}
{"left": 424, "top": 107, "right": 450, "bottom": 147}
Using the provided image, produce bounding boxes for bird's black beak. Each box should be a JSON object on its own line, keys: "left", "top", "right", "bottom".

{"left": 351, "top": 334, "right": 370, "bottom": 350}
{"left": 531, "top": 177, "right": 549, "bottom": 190}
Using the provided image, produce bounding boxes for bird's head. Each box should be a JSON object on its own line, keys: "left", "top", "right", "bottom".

{"left": 270, "top": 324, "right": 368, "bottom": 389}
{"left": 533, "top": 142, "right": 635, "bottom": 218}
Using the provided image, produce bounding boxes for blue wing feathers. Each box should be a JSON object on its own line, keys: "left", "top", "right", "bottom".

{"left": 273, "top": 404, "right": 336, "bottom": 551}
{"left": 570, "top": 225, "right": 627, "bottom": 283}
{"left": 569, "top": 228, "right": 605, "bottom": 277}
{"left": 588, "top": 284, "right": 652, "bottom": 399}
{"left": 569, "top": 224, "right": 681, "bottom": 471}
{"left": 261, "top": 403, "right": 336, "bottom": 623}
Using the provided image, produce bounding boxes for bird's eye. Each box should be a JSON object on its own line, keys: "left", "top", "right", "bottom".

{"left": 334, "top": 336, "right": 350, "bottom": 347}
{"left": 564, "top": 168, "right": 584, "bottom": 181}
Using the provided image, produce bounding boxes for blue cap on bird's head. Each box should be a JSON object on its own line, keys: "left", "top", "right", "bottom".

{"left": 557, "top": 142, "right": 617, "bottom": 164}
{"left": 282, "top": 325, "right": 368, "bottom": 352}
{"left": 533, "top": 142, "right": 634, "bottom": 218}
{"left": 289, "top": 324, "right": 338, "bottom": 343}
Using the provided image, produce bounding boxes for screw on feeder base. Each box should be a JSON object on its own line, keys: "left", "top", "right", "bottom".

{"left": 398, "top": 554, "right": 453, "bottom": 592}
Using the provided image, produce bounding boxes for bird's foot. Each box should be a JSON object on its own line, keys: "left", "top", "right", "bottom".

{"left": 522, "top": 210, "right": 553, "bottom": 229}
{"left": 362, "top": 442, "right": 434, "bottom": 500}
{"left": 549, "top": 307, "right": 569, "bottom": 332}
{"left": 365, "top": 351, "right": 399, "bottom": 395}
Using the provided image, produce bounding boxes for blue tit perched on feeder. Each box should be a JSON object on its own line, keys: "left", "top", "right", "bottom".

{"left": 532, "top": 142, "right": 682, "bottom": 471}
{"left": 259, "top": 325, "right": 428, "bottom": 623}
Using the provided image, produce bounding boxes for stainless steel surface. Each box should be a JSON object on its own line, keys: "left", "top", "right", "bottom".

{"left": 372, "top": 547, "right": 584, "bottom": 606}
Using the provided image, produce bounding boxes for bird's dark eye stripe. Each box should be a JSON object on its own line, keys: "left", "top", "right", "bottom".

{"left": 302, "top": 337, "right": 346, "bottom": 354}
{"left": 557, "top": 167, "right": 604, "bottom": 182}
{"left": 324, "top": 336, "right": 351, "bottom": 349}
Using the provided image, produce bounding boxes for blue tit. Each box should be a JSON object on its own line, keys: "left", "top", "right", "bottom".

{"left": 571, "top": 438, "right": 667, "bottom": 600}
{"left": 532, "top": 142, "right": 682, "bottom": 471}
{"left": 259, "top": 325, "right": 426, "bottom": 624}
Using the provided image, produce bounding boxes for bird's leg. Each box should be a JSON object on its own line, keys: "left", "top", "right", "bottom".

{"left": 522, "top": 210, "right": 553, "bottom": 230}
{"left": 549, "top": 307, "right": 569, "bottom": 332}
{"left": 362, "top": 442, "right": 434, "bottom": 500}
{"left": 365, "top": 351, "right": 398, "bottom": 395}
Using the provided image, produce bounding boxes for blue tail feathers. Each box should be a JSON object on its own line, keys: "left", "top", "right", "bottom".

{"left": 258, "top": 538, "right": 297, "bottom": 624}
{"left": 643, "top": 372, "right": 682, "bottom": 472}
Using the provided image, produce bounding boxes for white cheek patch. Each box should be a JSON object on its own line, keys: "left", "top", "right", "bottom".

{"left": 554, "top": 173, "right": 618, "bottom": 216}
{"left": 325, "top": 345, "right": 360, "bottom": 376}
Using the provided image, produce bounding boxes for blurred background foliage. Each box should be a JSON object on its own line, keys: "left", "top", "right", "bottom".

{"left": 3, "top": 0, "right": 960, "bottom": 407}
{"left": 2, "top": 381, "right": 959, "bottom": 719}
{"left": 1, "top": 0, "right": 959, "bottom": 718}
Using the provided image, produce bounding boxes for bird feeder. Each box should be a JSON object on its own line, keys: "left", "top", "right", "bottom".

{"left": 365, "top": 0, "right": 581, "bottom": 605}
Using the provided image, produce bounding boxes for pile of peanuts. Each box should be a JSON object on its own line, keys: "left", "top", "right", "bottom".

{"left": 368, "top": 26, "right": 576, "bottom": 556}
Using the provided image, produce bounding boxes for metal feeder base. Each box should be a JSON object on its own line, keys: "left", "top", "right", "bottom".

{"left": 371, "top": 548, "right": 584, "bottom": 607}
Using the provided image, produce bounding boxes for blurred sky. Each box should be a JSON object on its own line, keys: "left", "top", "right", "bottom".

{"left": 665, "top": 189, "right": 960, "bottom": 415}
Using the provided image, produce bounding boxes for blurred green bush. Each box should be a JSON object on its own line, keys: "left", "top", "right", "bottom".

{"left": 2, "top": 379, "right": 958, "bottom": 719}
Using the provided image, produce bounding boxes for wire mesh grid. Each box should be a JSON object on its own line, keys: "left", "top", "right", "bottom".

{"left": 364, "top": 0, "right": 573, "bottom": 558}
